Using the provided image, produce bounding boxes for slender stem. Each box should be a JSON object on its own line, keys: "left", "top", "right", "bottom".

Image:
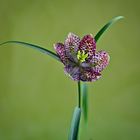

{"left": 78, "top": 81, "right": 81, "bottom": 108}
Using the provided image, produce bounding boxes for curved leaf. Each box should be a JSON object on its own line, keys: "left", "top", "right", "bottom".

{"left": 0, "top": 41, "right": 60, "bottom": 61}
{"left": 69, "top": 107, "right": 81, "bottom": 140}
{"left": 82, "top": 82, "right": 88, "bottom": 123}
{"left": 95, "top": 16, "right": 124, "bottom": 42}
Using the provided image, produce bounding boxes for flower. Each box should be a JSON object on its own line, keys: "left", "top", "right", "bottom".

{"left": 54, "top": 33, "right": 110, "bottom": 82}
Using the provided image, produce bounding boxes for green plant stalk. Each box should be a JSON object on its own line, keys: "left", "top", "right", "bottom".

{"left": 78, "top": 81, "right": 81, "bottom": 108}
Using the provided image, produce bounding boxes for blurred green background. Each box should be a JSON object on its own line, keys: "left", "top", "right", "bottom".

{"left": 0, "top": 0, "right": 140, "bottom": 140}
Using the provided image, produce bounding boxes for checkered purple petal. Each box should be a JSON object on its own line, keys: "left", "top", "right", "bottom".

{"left": 64, "top": 32, "right": 80, "bottom": 48}
{"left": 64, "top": 33, "right": 80, "bottom": 62}
{"left": 92, "top": 50, "right": 110, "bottom": 72}
{"left": 79, "top": 34, "right": 96, "bottom": 61}
{"left": 64, "top": 65, "right": 80, "bottom": 81}
{"left": 54, "top": 43, "right": 68, "bottom": 65}
{"left": 80, "top": 68, "right": 101, "bottom": 82}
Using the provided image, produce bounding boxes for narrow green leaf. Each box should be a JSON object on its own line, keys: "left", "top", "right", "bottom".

{"left": 0, "top": 41, "right": 60, "bottom": 61}
{"left": 95, "top": 16, "right": 124, "bottom": 42}
{"left": 69, "top": 107, "right": 81, "bottom": 140}
{"left": 81, "top": 82, "right": 88, "bottom": 123}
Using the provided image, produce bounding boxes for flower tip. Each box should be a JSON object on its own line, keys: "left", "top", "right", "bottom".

{"left": 103, "top": 51, "right": 110, "bottom": 63}
{"left": 107, "top": 54, "right": 110, "bottom": 62}
{"left": 89, "top": 33, "right": 93, "bottom": 37}
{"left": 53, "top": 43, "right": 57, "bottom": 49}
{"left": 68, "top": 32, "right": 73, "bottom": 37}
{"left": 53, "top": 43, "right": 56, "bottom": 47}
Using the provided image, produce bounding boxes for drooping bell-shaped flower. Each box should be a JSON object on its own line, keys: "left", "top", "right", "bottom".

{"left": 54, "top": 33, "right": 110, "bottom": 82}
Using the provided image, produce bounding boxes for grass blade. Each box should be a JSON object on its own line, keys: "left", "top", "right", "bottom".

{"left": 95, "top": 16, "right": 124, "bottom": 42}
{"left": 0, "top": 41, "right": 60, "bottom": 61}
{"left": 82, "top": 82, "right": 88, "bottom": 123}
{"left": 69, "top": 107, "right": 81, "bottom": 140}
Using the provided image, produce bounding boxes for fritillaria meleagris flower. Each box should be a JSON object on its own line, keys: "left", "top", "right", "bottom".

{"left": 54, "top": 33, "right": 110, "bottom": 82}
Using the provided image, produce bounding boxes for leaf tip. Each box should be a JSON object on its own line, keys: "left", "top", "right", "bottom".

{"left": 115, "top": 16, "right": 125, "bottom": 20}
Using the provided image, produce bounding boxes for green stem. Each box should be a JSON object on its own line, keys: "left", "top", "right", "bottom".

{"left": 78, "top": 81, "right": 81, "bottom": 108}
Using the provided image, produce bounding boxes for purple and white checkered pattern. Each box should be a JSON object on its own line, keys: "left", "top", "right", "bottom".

{"left": 54, "top": 33, "right": 110, "bottom": 82}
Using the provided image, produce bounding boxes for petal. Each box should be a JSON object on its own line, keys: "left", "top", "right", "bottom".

{"left": 64, "top": 65, "right": 80, "bottom": 81}
{"left": 80, "top": 68, "right": 101, "bottom": 82}
{"left": 79, "top": 34, "right": 96, "bottom": 61}
{"left": 54, "top": 43, "right": 68, "bottom": 64}
{"left": 64, "top": 32, "right": 80, "bottom": 48}
{"left": 64, "top": 33, "right": 81, "bottom": 62}
{"left": 92, "top": 50, "right": 110, "bottom": 72}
